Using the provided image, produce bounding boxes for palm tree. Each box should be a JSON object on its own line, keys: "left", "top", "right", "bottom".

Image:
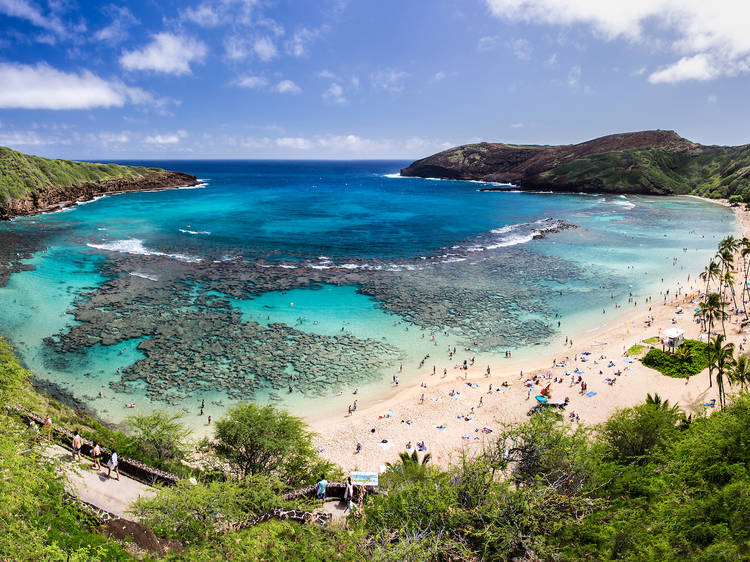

{"left": 385, "top": 450, "right": 431, "bottom": 482}
{"left": 696, "top": 292, "right": 728, "bottom": 386}
{"left": 740, "top": 237, "right": 750, "bottom": 318}
{"left": 674, "top": 344, "right": 694, "bottom": 363}
{"left": 710, "top": 334, "right": 735, "bottom": 410}
{"left": 645, "top": 393, "right": 680, "bottom": 413}
{"left": 699, "top": 260, "right": 721, "bottom": 301}
{"left": 729, "top": 353, "right": 750, "bottom": 392}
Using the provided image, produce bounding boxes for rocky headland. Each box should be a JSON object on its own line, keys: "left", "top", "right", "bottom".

{"left": 401, "top": 130, "right": 750, "bottom": 198}
{"left": 0, "top": 145, "right": 198, "bottom": 220}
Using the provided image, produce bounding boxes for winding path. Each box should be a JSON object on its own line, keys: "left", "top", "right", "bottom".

{"left": 44, "top": 445, "right": 156, "bottom": 519}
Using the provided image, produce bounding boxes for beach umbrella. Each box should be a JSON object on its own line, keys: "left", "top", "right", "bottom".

{"left": 535, "top": 395, "right": 547, "bottom": 403}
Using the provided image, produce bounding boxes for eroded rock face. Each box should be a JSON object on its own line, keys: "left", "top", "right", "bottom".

{"left": 0, "top": 171, "right": 199, "bottom": 220}
{"left": 400, "top": 130, "right": 695, "bottom": 192}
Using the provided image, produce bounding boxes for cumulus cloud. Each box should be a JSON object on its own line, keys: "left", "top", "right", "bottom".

{"left": 236, "top": 75, "right": 269, "bottom": 89}
{"left": 253, "top": 36, "right": 278, "bottom": 61}
{"left": 484, "top": 0, "right": 750, "bottom": 83}
{"left": 120, "top": 33, "right": 207, "bottom": 75}
{"left": 0, "top": 62, "right": 148, "bottom": 110}
{"left": 323, "top": 82, "right": 346, "bottom": 103}
{"left": 274, "top": 79, "right": 301, "bottom": 94}
{"left": 182, "top": 2, "right": 222, "bottom": 27}
{"left": 276, "top": 137, "right": 314, "bottom": 149}
{"left": 145, "top": 130, "right": 187, "bottom": 144}
{"left": 648, "top": 54, "right": 718, "bottom": 84}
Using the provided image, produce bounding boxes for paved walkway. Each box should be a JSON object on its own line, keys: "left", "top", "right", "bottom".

{"left": 44, "top": 445, "right": 156, "bottom": 519}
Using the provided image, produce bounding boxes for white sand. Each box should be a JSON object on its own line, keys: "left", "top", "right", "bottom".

{"left": 311, "top": 198, "right": 748, "bottom": 471}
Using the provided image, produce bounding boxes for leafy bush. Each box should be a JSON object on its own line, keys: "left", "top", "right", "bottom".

{"left": 641, "top": 340, "right": 709, "bottom": 377}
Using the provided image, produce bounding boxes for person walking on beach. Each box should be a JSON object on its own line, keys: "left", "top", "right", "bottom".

{"left": 107, "top": 451, "right": 120, "bottom": 480}
{"left": 72, "top": 432, "right": 82, "bottom": 461}
{"left": 91, "top": 443, "right": 101, "bottom": 470}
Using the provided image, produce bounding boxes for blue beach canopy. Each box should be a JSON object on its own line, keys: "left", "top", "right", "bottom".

{"left": 535, "top": 395, "right": 547, "bottom": 402}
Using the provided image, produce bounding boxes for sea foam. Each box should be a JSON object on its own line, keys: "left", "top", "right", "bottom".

{"left": 87, "top": 239, "right": 202, "bottom": 263}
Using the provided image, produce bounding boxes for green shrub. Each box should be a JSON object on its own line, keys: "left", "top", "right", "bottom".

{"left": 641, "top": 340, "right": 709, "bottom": 377}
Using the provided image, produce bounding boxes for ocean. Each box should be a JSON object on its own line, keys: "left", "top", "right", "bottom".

{"left": 0, "top": 160, "right": 736, "bottom": 429}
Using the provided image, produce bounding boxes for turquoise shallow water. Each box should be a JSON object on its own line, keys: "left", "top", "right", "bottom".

{"left": 0, "top": 160, "right": 737, "bottom": 428}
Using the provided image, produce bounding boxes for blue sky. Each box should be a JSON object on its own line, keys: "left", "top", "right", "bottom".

{"left": 0, "top": 0, "right": 748, "bottom": 159}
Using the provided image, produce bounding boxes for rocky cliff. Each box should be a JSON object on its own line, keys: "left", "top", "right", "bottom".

{"left": 0, "top": 170, "right": 198, "bottom": 219}
{"left": 401, "top": 130, "right": 750, "bottom": 198}
{"left": 0, "top": 146, "right": 198, "bottom": 219}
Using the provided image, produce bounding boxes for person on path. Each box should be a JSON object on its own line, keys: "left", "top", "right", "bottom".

{"left": 344, "top": 476, "right": 354, "bottom": 510}
{"left": 72, "top": 432, "right": 82, "bottom": 461}
{"left": 107, "top": 451, "right": 120, "bottom": 480}
{"left": 43, "top": 416, "right": 52, "bottom": 442}
{"left": 315, "top": 474, "right": 328, "bottom": 500}
{"left": 91, "top": 443, "right": 101, "bottom": 470}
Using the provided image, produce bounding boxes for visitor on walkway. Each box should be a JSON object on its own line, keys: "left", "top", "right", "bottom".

{"left": 107, "top": 451, "right": 120, "bottom": 480}
{"left": 315, "top": 474, "right": 328, "bottom": 500}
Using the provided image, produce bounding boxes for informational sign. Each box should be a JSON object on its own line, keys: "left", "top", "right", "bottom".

{"left": 350, "top": 471, "right": 378, "bottom": 486}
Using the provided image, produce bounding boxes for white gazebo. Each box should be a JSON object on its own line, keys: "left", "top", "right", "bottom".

{"left": 663, "top": 328, "right": 685, "bottom": 350}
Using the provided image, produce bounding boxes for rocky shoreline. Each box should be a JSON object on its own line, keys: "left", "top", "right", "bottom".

{"left": 0, "top": 170, "right": 199, "bottom": 220}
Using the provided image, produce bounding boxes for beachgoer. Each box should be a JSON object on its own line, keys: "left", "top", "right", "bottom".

{"left": 355, "top": 442, "right": 362, "bottom": 454}
{"left": 91, "top": 443, "right": 101, "bottom": 470}
{"left": 348, "top": 405, "right": 353, "bottom": 416}
{"left": 315, "top": 474, "right": 328, "bottom": 500}
{"left": 72, "top": 432, "right": 82, "bottom": 461}
{"left": 107, "top": 451, "right": 120, "bottom": 480}
{"left": 207, "top": 416, "right": 212, "bottom": 425}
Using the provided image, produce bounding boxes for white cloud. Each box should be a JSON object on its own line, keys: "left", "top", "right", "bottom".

{"left": 707, "top": 94, "right": 718, "bottom": 103}
{"left": 0, "top": 130, "right": 46, "bottom": 146}
{"left": 433, "top": 71, "right": 447, "bottom": 81}
{"left": 145, "top": 130, "right": 187, "bottom": 144}
{"left": 323, "top": 82, "right": 346, "bottom": 103}
{"left": 632, "top": 66, "right": 647, "bottom": 76}
{"left": 253, "top": 36, "right": 278, "bottom": 61}
{"left": 236, "top": 75, "right": 269, "bottom": 89}
{"left": 478, "top": 36, "right": 499, "bottom": 51}
{"left": 567, "top": 65, "right": 582, "bottom": 86}
{"left": 274, "top": 79, "right": 301, "bottom": 94}
{"left": 648, "top": 54, "right": 718, "bottom": 84}
{"left": 120, "top": 33, "right": 207, "bottom": 75}
{"left": 318, "top": 69, "right": 337, "bottom": 79}
{"left": 0, "top": 62, "right": 148, "bottom": 110}
{"left": 94, "top": 6, "right": 138, "bottom": 43}
{"left": 183, "top": 3, "right": 222, "bottom": 27}
{"left": 370, "top": 69, "right": 408, "bottom": 92}
{"left": 276, "top": 137, "right": 314, "bottom": 149}
{"left": 0, "top": 0, "right": 65, "bottom": 36}
{"left": 224, "top": 36, "right": 252, "bottom": 60}
{"left": 99, "top": 131, "right": 131, "bottom": 144}
{"left": 546, "top": 52, "right": 558, "bottom": 66}
{"left": 484, "top": 0, "right": 750, "bottom": 83}
{"left": 287, "top": 27, "right": 319, "bottom": 57}
{"left": 511, "top": 38, "right": 532, "bottom": 60}
{"left": 511, "top": 122, "right": 525, "bottom": 128}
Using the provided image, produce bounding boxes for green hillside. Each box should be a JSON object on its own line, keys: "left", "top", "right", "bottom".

{"left": 0, "top": 145, "right": 156, "bottom": 203}
{"left": 539, "top": 144, "right": 750, "bottom": 199}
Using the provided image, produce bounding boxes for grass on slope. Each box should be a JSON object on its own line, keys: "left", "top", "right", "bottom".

{"left": 539, "top": 144, "right": 750, "bottom": 198}
{"left": 0, "top": 146, "right": 159, "bottom": 203}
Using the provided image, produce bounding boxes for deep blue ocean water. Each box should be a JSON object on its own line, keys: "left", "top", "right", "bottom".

{"left": 0, "top": 160, "right": 736, "bottom": 427}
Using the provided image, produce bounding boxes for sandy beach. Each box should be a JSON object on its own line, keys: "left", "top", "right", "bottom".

{"left": 311, "top": 197, "right": 748, "bottom": 472}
